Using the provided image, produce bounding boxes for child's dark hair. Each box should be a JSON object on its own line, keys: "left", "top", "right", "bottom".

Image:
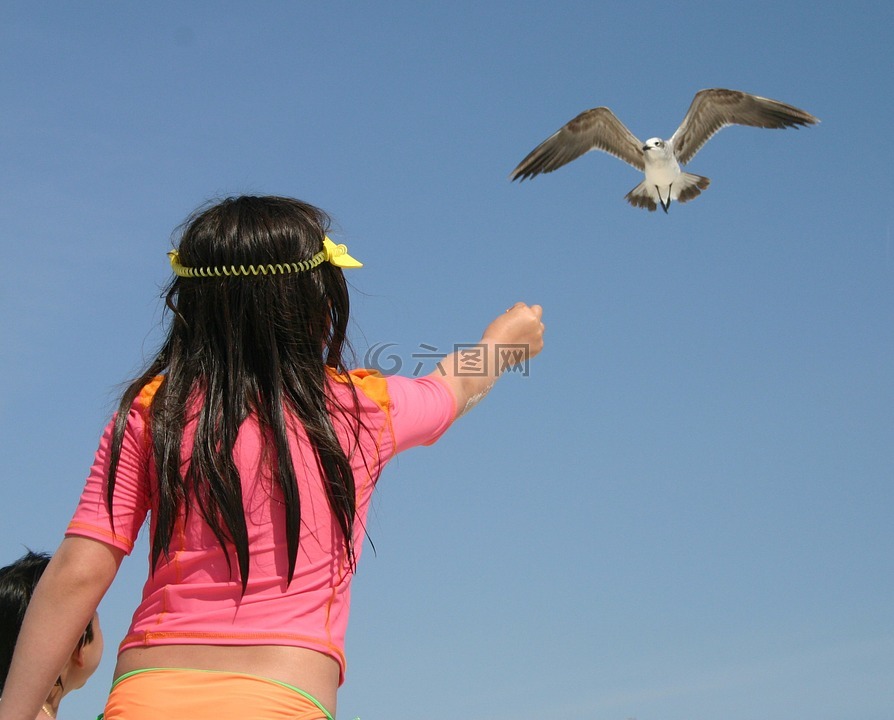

{"left": 107, "top": 196, "right": 364, "bottom": 591}
{"left": 0, "top": 550, "right": 95, "bottom": 693}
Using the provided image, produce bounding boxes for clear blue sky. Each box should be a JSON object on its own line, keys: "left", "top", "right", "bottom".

{"left": 1, "top": 3, "right": 891, "bottom": 719}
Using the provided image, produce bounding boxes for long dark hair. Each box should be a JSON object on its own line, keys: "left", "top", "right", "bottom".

{"left": 107, "top": 196, "right": 361, "bottom": 591}
{"left": 0, "top": 551, "right": 95, "bottom": 692}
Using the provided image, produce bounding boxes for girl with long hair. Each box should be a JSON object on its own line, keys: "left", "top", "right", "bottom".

{"left": 0, "top": 196, "right": 544, "bottom": 720}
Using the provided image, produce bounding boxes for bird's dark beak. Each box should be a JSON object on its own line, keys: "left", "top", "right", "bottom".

{"left": 642, "top": 145, "right": 651, "bottom": 152}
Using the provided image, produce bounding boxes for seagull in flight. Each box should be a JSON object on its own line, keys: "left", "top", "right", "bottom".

{"left": 510, "top": 88, "right": 819, "bottom": 213}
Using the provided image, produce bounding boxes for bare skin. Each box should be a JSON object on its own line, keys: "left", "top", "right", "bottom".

{"left": 20, "top": 611, "right": 103, "bottom": 720}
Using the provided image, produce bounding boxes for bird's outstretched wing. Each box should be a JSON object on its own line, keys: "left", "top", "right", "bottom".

{"left": 671, "top": 88, "right": 819, "bottom": 165}
{"left": 511, "top": 107, "right": 644, "bottom": 181}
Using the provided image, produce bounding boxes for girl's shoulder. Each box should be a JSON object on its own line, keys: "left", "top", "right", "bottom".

{"left": 326, "top": 367, "right": 390, "bottom": 414}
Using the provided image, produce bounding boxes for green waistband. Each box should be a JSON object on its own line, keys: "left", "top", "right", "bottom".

{"left": 108, "top": 667, "right": 334, "bottom": 720}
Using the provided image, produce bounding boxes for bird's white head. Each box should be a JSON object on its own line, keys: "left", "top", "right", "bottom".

{"left": 641, "top": 137, "right": 674, "bottom": 168}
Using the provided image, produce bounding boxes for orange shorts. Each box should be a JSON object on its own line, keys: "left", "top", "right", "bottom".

{"left": 100, "top": 668, "right": 333, "bottom": 720}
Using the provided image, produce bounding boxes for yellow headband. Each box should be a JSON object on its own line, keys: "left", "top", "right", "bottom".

{"left": 168, "top": 236, "right": 362, "bottom": 278}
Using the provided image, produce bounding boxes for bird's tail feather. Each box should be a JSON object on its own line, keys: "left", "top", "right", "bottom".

{"left": 675, "top": 173, "right": 711, "bottom": 204}
{"left": 625, "top": 182, "right": 658, "bottom": 212}
{"left": 625, "top": 173, "right": 711, "bottom": 212}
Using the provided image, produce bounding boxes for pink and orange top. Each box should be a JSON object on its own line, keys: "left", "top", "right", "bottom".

{"left": 66, "top": 370, "right": 456, "bottom": 684}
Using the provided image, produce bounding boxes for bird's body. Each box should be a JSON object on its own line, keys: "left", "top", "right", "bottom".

{"left": 510, "top": 88, "right": 818, "bottom": 212}
{"left": 630, "top": 137, "right": 710, "bottom": 212}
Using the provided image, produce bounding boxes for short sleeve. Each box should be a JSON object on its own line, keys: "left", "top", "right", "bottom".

{"left": 65, "top": 407, "right": 151, "bottom": 554}
{"left": 385, "top": 374, "right": 457, "bottom": 453}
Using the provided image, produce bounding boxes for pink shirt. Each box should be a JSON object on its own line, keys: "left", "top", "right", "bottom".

{"left": 66, "top": 370, "right": 456, "bottom": 683}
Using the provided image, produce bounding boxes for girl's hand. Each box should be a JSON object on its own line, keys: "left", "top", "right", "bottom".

{"left": 482, "top": 302, "right": 545, "bottom": 360}
{"left": 433, "top": 302, "right": 544, "bottom": 418}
